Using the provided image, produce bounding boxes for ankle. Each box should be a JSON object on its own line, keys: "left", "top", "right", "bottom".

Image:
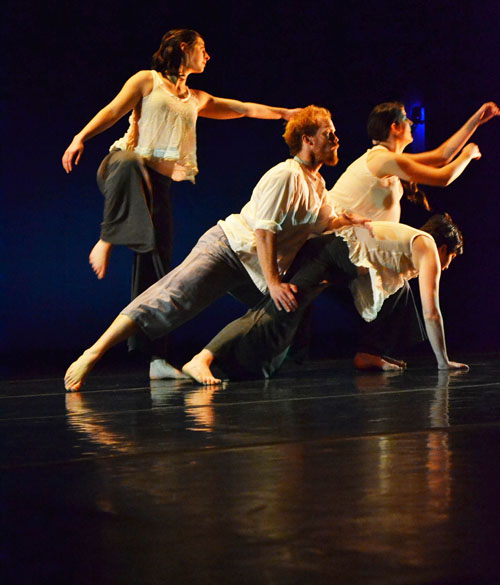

{"left": 197, "top": 349, "right": 215, "bottom": 365}
{"left": 82, "top": 347, "right": 103, "bottom": 362}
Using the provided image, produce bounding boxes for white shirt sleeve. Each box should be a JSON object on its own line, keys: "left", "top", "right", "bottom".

{"left": 252, "top": 165, "right": 297, "bottom": 233}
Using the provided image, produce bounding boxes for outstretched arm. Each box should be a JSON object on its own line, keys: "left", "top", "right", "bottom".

{"left": 195, "top": 90, "right": 301, "bottom": 120}
{"left": 255, "top": 229, "right": 298, "bottom": 312}
{"left": 62, "top": 70, "right": 153, "bottom": 173}
{"left": 369, "top": 142, "right": 481, "bottom": 187}
{"left": 413, "top": 236, "right": 468, "bottom": 370}
{"left": 409, "top": 102, "right": 499, "bottom": 166}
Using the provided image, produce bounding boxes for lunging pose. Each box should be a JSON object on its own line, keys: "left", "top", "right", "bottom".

{"left": 64, "top": 106, "right": 372, "bottom": 391}
{"left": 62, "top": 28, "right": 300, "bottom": 379}
{"left": 183, "top": 214, "right": 468, "bottom": 384}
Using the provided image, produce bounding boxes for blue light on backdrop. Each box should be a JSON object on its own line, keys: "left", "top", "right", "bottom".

{"left": 409, "top": 104, "right": 426, "bottom": 152}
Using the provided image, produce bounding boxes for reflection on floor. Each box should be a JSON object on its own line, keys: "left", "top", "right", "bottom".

{"left": 2, "top": 354, "right": 500, "bottom": 585}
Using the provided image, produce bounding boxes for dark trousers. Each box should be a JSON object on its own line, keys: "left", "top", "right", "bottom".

{"left": 357, "top": 280, "right": 426, "bottom": 357}
{"left": 97, "top": 150, "right": 173, "bottom": 357}
{"left": 206, "top": 233, "right": 426, "bottom": 379}
{"left": 206, "top": 234, "right": 358, "bottom": 378}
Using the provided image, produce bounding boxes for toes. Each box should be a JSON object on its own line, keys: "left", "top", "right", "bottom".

{"left": 64, "top": 377, "right": 81, "bottom": 392}
{"left": 381, "top": 362, "right": 402, "bottom": 372}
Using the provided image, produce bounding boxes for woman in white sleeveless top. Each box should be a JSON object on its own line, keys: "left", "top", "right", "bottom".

{"left": 331, "top": 100, "right": 498, "bottom": 222}
{"left": 62, "top": 29, "right": 299, "bottom": 377}
{"left": 328, "top": 100, "right": 498, "bottom": 370}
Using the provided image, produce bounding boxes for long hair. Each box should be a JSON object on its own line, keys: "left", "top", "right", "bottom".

{"left": 283, "top": 105, "right": 331, "bottom": 156}
{"left": 151, "top": 29, "right": 200, "bottom": 76}
{"left": 402, "top": 181, "right": 431, "bottom": 211}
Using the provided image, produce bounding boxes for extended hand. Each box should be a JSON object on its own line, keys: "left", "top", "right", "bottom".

{"left": 269, "top": 282, "right": 298, "bottom": 312}
{"left": 62, "top": 138, "right": 85, "bottom": 173}
{"left": 477, "top": 102, "right": 499, "bottom": 125}
{"left": 463, "top": 142, "right": 481, "bottom": 160}
{"left": 341, "top": 212, "right": 375, "bottom": 237}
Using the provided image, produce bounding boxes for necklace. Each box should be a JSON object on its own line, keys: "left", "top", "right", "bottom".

{"left": 293, "top": 155, "right": 321, "bottom": 182}
{"left": 162, "top": 73, "right": 189, "bottom": 99}
{"left": 293, "top": 155, "right": 314, "bottom": 168}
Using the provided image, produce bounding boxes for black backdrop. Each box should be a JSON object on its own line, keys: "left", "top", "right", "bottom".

{"left": 3, "top": 0, "right": 499, "bottom": 368}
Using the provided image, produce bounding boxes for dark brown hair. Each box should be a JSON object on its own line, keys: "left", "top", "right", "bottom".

{"left": 368, "top": 101, "right": 431, "bottom": 211}
{"left": 151, "top": 29, "right": 200, "bottom": 75}
{"left": 420, "top": 213, "right": 464, "bottom": 255}
{"left": 367, "top": 101, "right": 405, "bottom": 142}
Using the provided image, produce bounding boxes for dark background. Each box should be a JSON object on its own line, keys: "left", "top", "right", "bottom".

{"left": 2, "top": 0, "right": 499, "bottom": 372}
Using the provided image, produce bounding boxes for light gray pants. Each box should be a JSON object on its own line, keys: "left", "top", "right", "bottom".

{"left": 121, "top": 225, "right": 262, "bottom": 340}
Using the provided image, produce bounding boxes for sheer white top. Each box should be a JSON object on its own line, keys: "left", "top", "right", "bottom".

{"left": 338, "top": 221, "right": 433, "bottom": 321}
{"left": 330, "top": 146, "right": 404, "bottom": 222}
{"left": 111, "top": 70, "right": 199, "bottom": 182}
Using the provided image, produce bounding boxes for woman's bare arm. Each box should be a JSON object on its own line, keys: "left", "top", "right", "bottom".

{"left": 413, "top": 236, "right": 468, "bottom": 370}
{"left": 408, "top": 102, "right": 498, "bottom": 166}
{"left": 194, "top": 90, "right": 300, "bottom": 121}
{"left": 62, "top": 71, "right": 153, "bottom": 172}
{"left": 367, "top": 143, "right": 481, "bottom": 186}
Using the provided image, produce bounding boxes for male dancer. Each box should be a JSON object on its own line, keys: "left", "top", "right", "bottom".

{"left": 64, "top": 106, "right": 372, "bottom": 391}
{"left": 182, "top": 213, "right": 469, "bottom": 384}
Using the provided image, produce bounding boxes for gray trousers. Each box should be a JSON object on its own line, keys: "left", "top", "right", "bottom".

{"left": 122, "top": 225, "right": 263, "bottom": 340}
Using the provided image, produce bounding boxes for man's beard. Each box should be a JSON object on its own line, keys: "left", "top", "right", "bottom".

{"left": 324, "top": 149, "right": 339, "bottom": 166}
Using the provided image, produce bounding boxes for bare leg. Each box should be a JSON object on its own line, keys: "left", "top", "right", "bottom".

{"left": 149, "top": 358, "right": 189, "bottom": 380}
{"left": 64, "top": 315, "right": 139, "bottom": 391}
{"left": 353, "top": 352, "right": 406, "bottom": 372}
{"left": 89, "top": 239, "right": 113, "bottom": 279}
{"left": 182, "top": 350, "right": 221, "bottom": 385}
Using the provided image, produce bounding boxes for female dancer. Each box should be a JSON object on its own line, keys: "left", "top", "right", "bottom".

{"left": 62, "top": 29, "right": 299, "bottom": 378}
{"left": 331, "top": 101, "right": 499, "bottom": 222}
{"left": 328, "top": 100, "right": 498, "bottom": 370}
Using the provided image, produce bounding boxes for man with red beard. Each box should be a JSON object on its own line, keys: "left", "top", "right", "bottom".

{"left": 65, "top": 106, "right": 372, "bottom": 390}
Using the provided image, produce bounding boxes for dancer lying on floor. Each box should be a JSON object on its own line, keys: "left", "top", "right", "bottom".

{"left": 64, "top": 105, "right": 373, "bottom": 391}
{"left": 182, "top": 213, "right": 468, "bottom": 384}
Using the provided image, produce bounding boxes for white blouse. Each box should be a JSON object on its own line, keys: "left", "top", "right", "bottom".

{"left": 110, "top": 70, "right": 199, "bottom": 182}
{"left": 337, "top": 221, "right": 433, "bottom": 321}
{"left": 219, "top": 159, "right": 334, "bottom": 292}
{"left": 330, "top": 146, "right": 404, "bottom": 222}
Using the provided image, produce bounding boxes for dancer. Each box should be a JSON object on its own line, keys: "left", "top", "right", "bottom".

{"left": 64, "top": 106, "right": 373, "bottom": 391}
{"left": 62, "top": 29, "right": 300, "bottom": 379}
{"left": 182, "top": 213, "right": 468, "bottom": 384}
{"left": 332, "top": 101, "right": 498, "bottom": 220}
{"left": 329, "top": 100, "right": 498, "bottom": 370}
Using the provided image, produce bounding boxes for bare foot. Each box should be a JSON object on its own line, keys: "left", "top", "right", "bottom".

{"left": 354, "top": 352, "right": 405, "bottom": 372}
{"left": 182, "top": 350, "right": 221, "bottom": 385}
{"left": 89, "top": 239, "right": 113, "bottom": 279}
{"left": 382, "top": 355, "right": 407, "bottom": 369}
{"left": 149, "top": 359, "right": 189, "bottom": 380}
{"left": 64, "top": 350, "right": 99, "bottom": 391}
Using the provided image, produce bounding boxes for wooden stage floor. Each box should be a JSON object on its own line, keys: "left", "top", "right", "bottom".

{"left": 2, "top": 354, "right": 500, "bottom": 584}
